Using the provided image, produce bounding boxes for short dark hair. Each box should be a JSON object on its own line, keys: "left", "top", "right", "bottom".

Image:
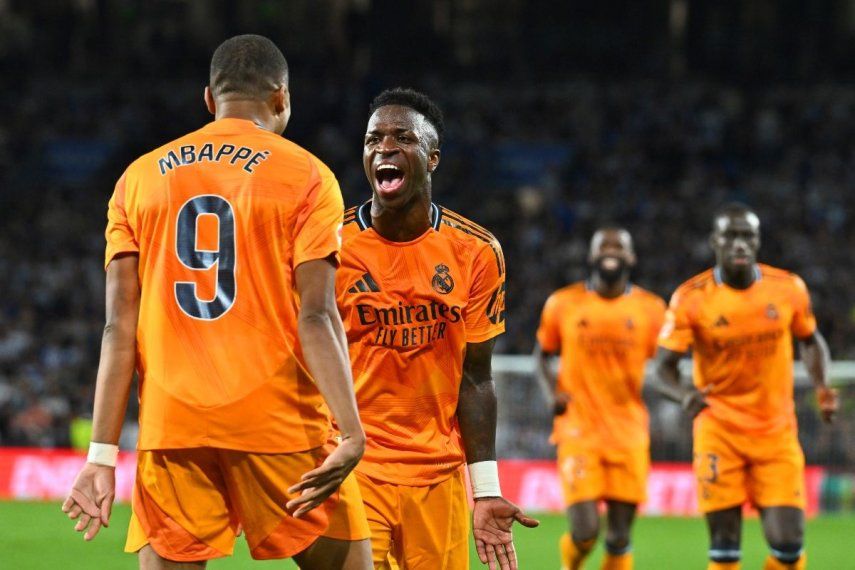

{"left": 209, "top": 34, "right": 288, "bottom": 100}
{"left": 368, "top": 87, "right": 445, "bottom": 147}
{"left": 712, "top": 202, "right": 757, "bottom": 229}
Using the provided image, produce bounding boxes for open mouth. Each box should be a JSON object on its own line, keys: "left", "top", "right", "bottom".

{"left": 599, "top": 256, "right": 621, "bottom": 271}
{"left": 375, "top": 163, "right": 405, "bottom": 195}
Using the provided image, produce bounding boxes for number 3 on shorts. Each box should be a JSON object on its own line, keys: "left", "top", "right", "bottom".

{"left": 695, "top": 452, "right": 719, "bottom": 484}
{"left": 174, "top": 195, "right": 237, "bottom": 320}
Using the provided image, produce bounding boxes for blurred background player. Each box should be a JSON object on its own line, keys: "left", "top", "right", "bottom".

{"left": 534, "top": 228, "right": 666, "bottom": 570}
{"left": 337, "top": 87, "right": 538, "bottom": 570}
{"left": 654, "top": 203, "right": 839, "bottom": 570}
{"left": 61, "top": 35, "right": 372, "bottom": 569}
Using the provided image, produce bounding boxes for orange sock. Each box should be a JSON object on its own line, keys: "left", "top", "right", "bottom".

{"left": 707, "top": 562, "right": 741, "bottom": 570}
{"left": 601, "top": 551, "right": 633, "bottom": 570}
{"left": 560, "top": 532, "right": 595, "bottom": 570}
{"left": 763, "top": 552, "right": 806, "bottom": 570}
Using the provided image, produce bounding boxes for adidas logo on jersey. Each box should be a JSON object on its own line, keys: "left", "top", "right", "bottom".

{"left": 713, "top": 315, "right": 730, "bottom": 327}
{"left": 347, "top": 273, "right": 380, "bottom": 293}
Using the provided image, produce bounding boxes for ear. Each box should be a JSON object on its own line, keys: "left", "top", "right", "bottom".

{"left": 204, "top": 87, "right": 216, "bottom": 116}
{"left": 427, "top": 148, "right": 441, "bottom": 173}
{"left": 273, "top": 85, "right": 290, "bottom": 116}
{"left": 708, "top": 232, "right": 717, "bottom": 251}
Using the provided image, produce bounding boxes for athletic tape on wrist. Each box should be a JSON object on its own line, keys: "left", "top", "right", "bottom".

{"left": 468, "top": 461, "right": 502, "bottom": 498}
{"left": 87, "top": 442, "right": 119, "bottom": 467}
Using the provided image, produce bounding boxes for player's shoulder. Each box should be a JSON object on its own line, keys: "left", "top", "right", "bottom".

{"left": 342, "top": 204, "right": 366, "bottom": 244}
{"left": 437, "top": 206, "right": 502, "bottom": 250}
{"left": 545, "top": 282, "right": 586, "bottom": 307}
{"left": 670, "top": 268, "right": 716, "bottom": 305}
{"left": 629, "top": 284, "right": 667, "bottom": 309}
{"left": 758, "top": 263, "right": 809, "bottom": 292}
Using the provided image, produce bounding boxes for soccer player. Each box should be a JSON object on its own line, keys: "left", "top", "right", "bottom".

{"left": 61, "top": 35, "right": 372, "bottom": 569}
{"left": 655, "top": 203, "right": 839, "bottom": 570}
{"left": 337, "top": 87, "right": 538, "bottom": 570}
{"left": 534, "top": 228, "right": 666, "bottom": 570}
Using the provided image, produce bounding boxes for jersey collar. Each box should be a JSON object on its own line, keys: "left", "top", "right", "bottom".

{"left": 585, "top": 280, "right": 633, "bottom": 296}
{"left": 713, "top": 265, "right": 762, "bottom": 287}
{"left": 356, "top": 201, "right": 442, "bottom": 232}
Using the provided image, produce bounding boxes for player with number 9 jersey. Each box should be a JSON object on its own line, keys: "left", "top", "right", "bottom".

{"left": 82, "top": 35, "right": 371, "bottom": 566}
{"left": 106, "top": 118, "right": 341, "bottom": 453}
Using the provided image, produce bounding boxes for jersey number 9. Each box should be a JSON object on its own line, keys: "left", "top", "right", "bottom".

{"left": 174, "top": 195, "right": 237, "bottom": 320}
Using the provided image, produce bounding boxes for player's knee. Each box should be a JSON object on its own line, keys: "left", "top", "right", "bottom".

{"left": 708, "top": 538, "right": 741, "bottom": 564}
{"left": 604, "top": 535, "right": 631, "bottom": 557}
{"left": 768, "top": 541, "right": 803, "bottom": 564}
{"left": 570, "top": 517, "right": 599, "bottom": 545}
{"left": 571, "top": 525, "right": 599, "bottom": 546}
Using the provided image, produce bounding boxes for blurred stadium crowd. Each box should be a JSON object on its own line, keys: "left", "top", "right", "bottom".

{"left": 0, "top": 2, "right": 852, "bottom": 467}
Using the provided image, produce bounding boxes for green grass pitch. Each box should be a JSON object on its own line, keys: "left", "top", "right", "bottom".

{"left": 2, "top": 501, "right": 854, "bottom": 568}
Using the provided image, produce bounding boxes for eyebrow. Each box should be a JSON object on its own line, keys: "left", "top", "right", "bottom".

{"left": 366, "top": 126, "right": 416, "bottom": 135}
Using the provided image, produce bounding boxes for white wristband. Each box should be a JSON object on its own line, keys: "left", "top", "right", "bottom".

{"left": 87, "top": 442, "right": 119, "bottom": 467}
{"left": 468, "top": 461, "right": 502, "bottom": 498}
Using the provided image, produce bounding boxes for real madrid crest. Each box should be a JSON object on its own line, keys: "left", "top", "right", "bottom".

{"left": 432, "top": 264, "right": 454, "bottom": 294}
{"left": 766, "top": 303, "right": 779, "bottom": 320}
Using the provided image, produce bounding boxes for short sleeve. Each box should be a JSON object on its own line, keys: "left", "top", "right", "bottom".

{"left": 657, "top": 288, "right": 694, "bottom": 353}
{"left": 292, "top": 161, "right": 344, "bottom": 270}
{"left": 536, "top": 293, "right": 562, "bottom": 353}
{"left": 646, "top": 296, "right": 667, "bottom": 357}
{"left": 790, "top": 274, "right": 817, "bottom": 339}
{"left": 464, "top": 241, "right": 506, "bottom": 343}
{"left": 104, "top": 172, "right": 139, "bottom": 269}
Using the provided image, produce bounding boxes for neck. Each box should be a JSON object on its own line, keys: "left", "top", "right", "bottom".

{"left": 718, "top": 263, "right": 757, "bottom": 289}
{"left": 370, "top": 188, "right": 432, "bottom": 242}
{"left": 592, "top": 273, "right": 628, "bottom": 299}
{"left": 214, "top": 100, "right": 277, "bottom": 132}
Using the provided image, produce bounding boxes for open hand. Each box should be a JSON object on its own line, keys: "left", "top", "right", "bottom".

{"left": 61, "top": 463, "right": 116, "bottom": 541}
{"left": 472, "top": 497, "right": 539, "bottom": 570}
{"left": 286, "top": 435, "right": 364, "bottom": 518}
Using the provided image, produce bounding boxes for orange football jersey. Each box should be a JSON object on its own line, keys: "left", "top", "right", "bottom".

{"left": 337, "top": 203, "right": 506, "bottom": 485}
{"left": 105, "top": 118, "right": 344, "bottom": 452}
{"left": 658, "top": 264, "right": 817, "bottom": 435}
{"left": 537, "top": 283, "right": 666, "bottom": 449}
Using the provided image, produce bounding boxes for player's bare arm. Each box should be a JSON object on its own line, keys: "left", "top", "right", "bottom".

{"left": 532, "top": 343, "right": 569, "bottom": 416}
{"left": 654, "top": 347, "right": 709, "bottom": 419}
{"left": 459, "top": 338, "right": 539, "bottom": 570}
{"left": 798, "top": 330, "right": 838, "bottom": 423}
{"left": 62, "top": 254, "right": 140, "bottom": 541}
{"left": 287, "top": 257, "right": 366, "bottom": 518}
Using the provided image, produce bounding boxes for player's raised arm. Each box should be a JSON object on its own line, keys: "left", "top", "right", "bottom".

{"left": 287, "top": 257, "right": 366, "bottom": 518}
{"left": 459, "top": 338, "right": 539, "bottom": 570}
{"left": 798, "top": 331, "right": 837, "bottom": 423}
{"left": 62, "top": 254, "right": 140, "bottom": 541}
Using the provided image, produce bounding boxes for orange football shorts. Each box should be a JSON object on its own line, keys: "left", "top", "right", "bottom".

{"left": 557, "top": 440, "right": 649, "bottom": 506}
{"left": 125, "top": 446, "right": 370, "bottom": 562}
{"left": 355, "top": 469, "right": 470, "bottom": 570}
{"left": 693, "top": 413, "right": 806, "bottom": 513}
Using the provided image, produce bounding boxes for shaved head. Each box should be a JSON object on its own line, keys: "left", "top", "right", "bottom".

{"left": 712, "top": 202, "right": 760, "bottom": 233}
{"left": 209, "top": 34, "right": 288, "bottom": 100}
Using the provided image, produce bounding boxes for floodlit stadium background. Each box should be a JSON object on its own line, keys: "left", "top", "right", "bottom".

{"left": 0, "top": 1, "right": 854, "bottom": 567}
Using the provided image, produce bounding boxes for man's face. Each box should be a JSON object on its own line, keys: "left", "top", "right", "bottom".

{"left": 588, "top": 229, "right": 636, "bottom": 283}
{"left": 363, "top": 105, "right": 440, "bottom": 209}
{"left": 710, "top": 212, "right": 761, "bottom": 270}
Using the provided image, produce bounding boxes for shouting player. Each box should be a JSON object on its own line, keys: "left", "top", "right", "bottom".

{"left": 61, "top": 35, "right": 372, "bottom": 569}
{"left": 337, "top": 88, "right": 538, "bottom": 570}
{"left": 655, "top": 203, "right": 838, "bottom": 570}
{"left": 534, "top": 228, "right": 666, "bottom": 570}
